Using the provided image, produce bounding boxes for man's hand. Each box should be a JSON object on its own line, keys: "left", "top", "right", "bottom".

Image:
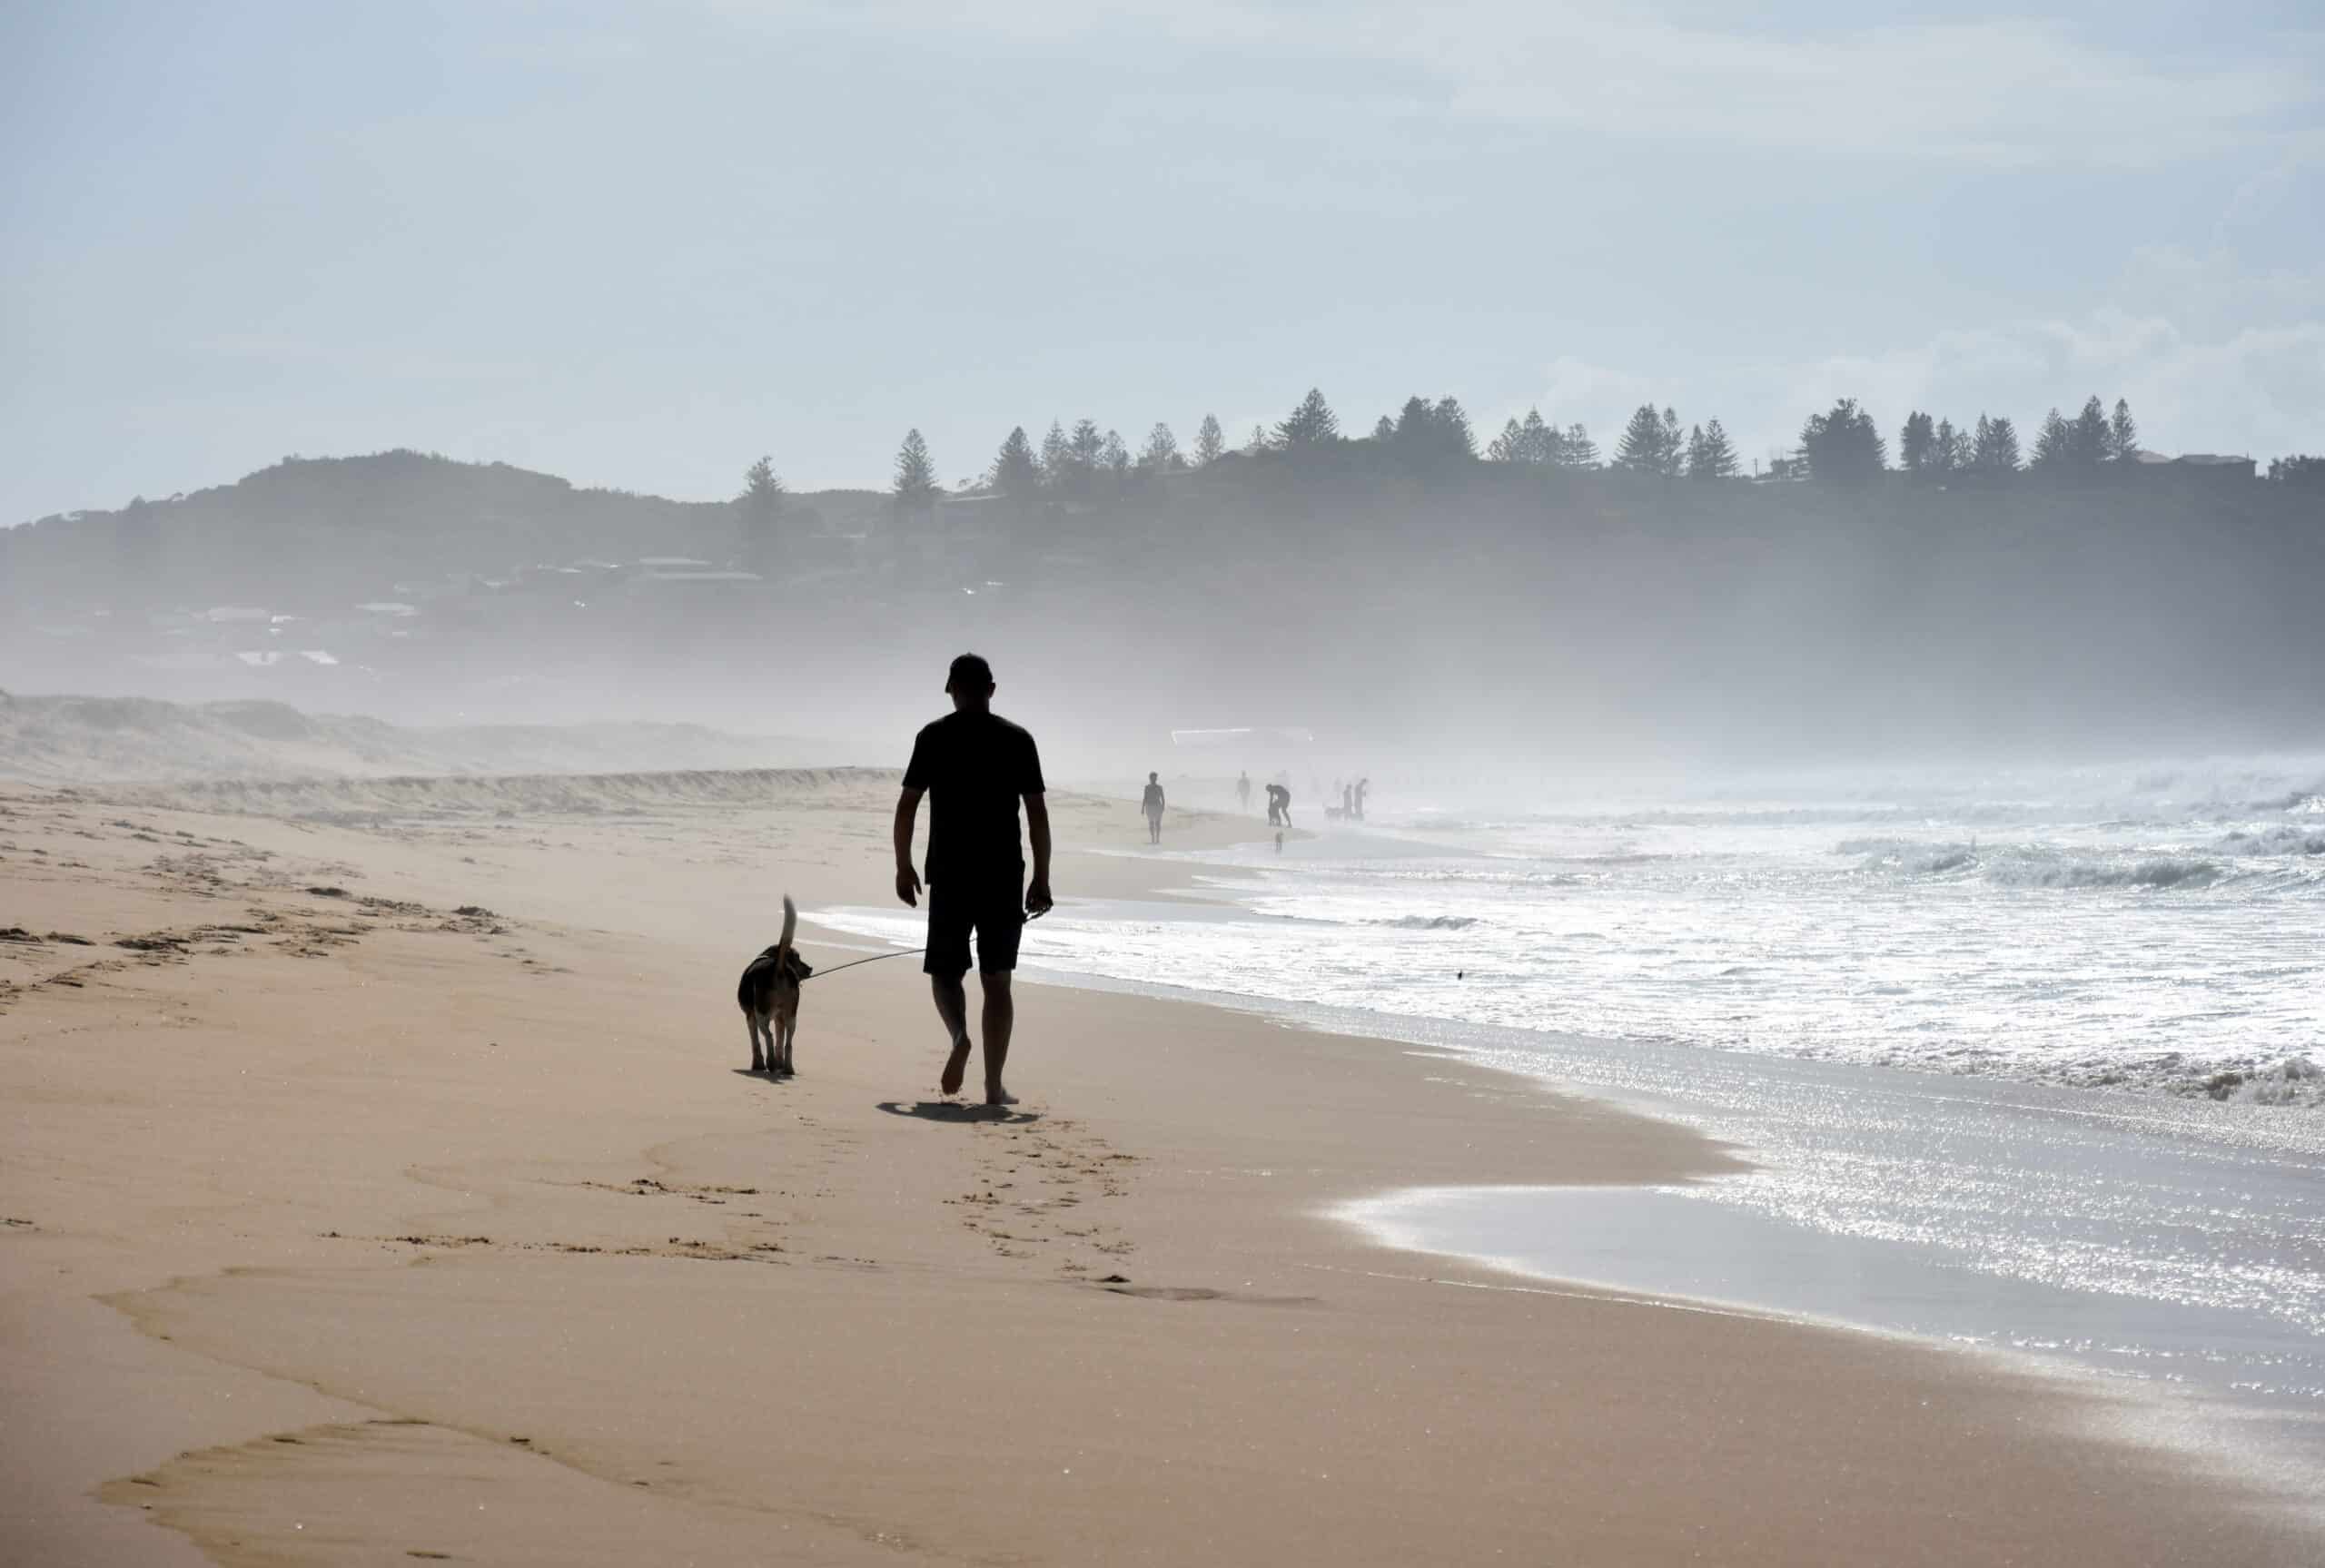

{"left": 1025, "top": 877, "right": 1054, "bottom": 916}
{"left": 893, "top": 787, "right": 925, "bottom": 907}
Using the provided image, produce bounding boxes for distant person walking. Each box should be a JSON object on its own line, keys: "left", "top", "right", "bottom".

{"left": 1354, "top": 777, "right": 1370, "bottom": 822}
{"left": 1236, "top": 771, "right": 1252, "bottom": 815}
{"left": 1341, "top": 782, "right": 1354, "bottom": 819}
{"left": 1142, "top": 772, "right": 1166, "bottom": 844}
{"left": 893, "top": 653, "right": 1053, "bottom": 1108}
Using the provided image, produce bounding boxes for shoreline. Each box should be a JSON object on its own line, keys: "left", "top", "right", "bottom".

{"left": 843, "top": 905, "right": 2325, "bottom": 1501}
{"left": 831, "top": 823, "right": 2325, "bottom": 1465}
{"left": 5, "top": 776, "right": 2320, "bottom": 1563}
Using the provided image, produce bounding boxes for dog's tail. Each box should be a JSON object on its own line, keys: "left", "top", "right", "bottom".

{"left": 776, "top": 894, "right": 796, "bottom": 979}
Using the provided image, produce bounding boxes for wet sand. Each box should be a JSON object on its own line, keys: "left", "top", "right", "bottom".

{"left": 2, "top": 769, "right": 2316, "bottom": 1564}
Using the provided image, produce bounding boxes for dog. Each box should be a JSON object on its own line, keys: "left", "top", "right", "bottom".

{"left": 737, "top": 896, "right": 813, "bottom": 1076}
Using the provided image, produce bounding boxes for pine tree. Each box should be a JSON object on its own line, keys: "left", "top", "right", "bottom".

{"left": 1372, "top": 414, "right": 1396, "bottom": 441}
{"left": 737, "top": 456, "right": 786, "bottom": 570}
{"left": 2032, "top": 408, "right": 2072, "bottom": 469}
{"left": 1689, "top": 419, "right": 1737, "bottom": 479}
{"left": 1659, "top": 408, "right": 1684, "bottom": 477}
{"left": 1386, "top": 395, "right": 1479, "bottom": 471}
{"left": 1899, "top": 411, "right": 1936, "bottom": 475}
{"left": 1274, "top": 388, "right": 1341, "bottom": 450}
{"left": 1490, "top": 411, "right": 1566, "bottom": 466}
{"left": 1193, "top": 414, "right": 1225, "bottom": 467}
{"left": 1798, "top": 399, "right": 1887, "bottom": 485}
{"left": 1561, "top": 423, "right": 1598, "bottom": 468}
{"left": 1519, "top": 409, "right": 1555, "bottom": 464}
{"left": 2068, "top": 396, "right": 2110, "bottom": 468}
{"left": 1434, "top": 397, "right": 1478, "bottom": 460}
{"left": 1138, "top": 422, "right": 1180, "bottom": 472}
{"left": 741, "top": 455, "right": 785, "bottom": 509}
{"left": 1973, "top": 413, "right": 2022, "bottom": 475}
{"left": 1070, "top": 419, "right": 1105, "bottom": 472}
{"left": 892, "top": 429, "right": 940, "bottom": 508}
{"left": 2108, "top": 399, "right": 2139, "bottom": 463}
{"left": 1933, "top": 418, "right": 1964, "bottom": 476}
{"left": 1616, "top": 404, "right": 1669, "bottom": 474}
{"left": 1039, "top": 420, "right": 1070, "bottom": 487}
{"left": 1245, "top": 424, "right": 1269, "bottom": 455}
{"left": 989, "top": 427, "right": 1041, "bottom": 498}
{"left": 1044, "top": 419, "right": 1103, "bottom": 496}
{"left": 1101, "top": 429, "right": 1130, "bottom": 477}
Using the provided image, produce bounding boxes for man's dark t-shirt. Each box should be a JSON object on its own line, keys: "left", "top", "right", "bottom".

{"left": 903, "top": 712, "right": 1044, "bottom": 884}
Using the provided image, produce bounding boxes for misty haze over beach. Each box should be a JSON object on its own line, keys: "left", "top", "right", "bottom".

{"left": 5, "top": 421, "right": 2320, "bottom": 780}
{"left": 5, "top": 5, "right": 2323, "bottom": 1564}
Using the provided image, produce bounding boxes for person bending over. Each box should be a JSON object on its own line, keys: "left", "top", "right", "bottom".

{"left": 894, "top": 653, "right": 1054, "bottom": 1107}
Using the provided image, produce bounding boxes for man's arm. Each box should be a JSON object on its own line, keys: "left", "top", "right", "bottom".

{"left": 894, "top": 787, "right": 925, "bottom": 906}
{"left": 1024, "top": 793, "right": 1054, "bottom": 913}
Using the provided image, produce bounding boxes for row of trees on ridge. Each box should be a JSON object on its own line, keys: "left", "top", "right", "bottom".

{"left": 739, "top": 387, "right": 2290, "bottom": 512}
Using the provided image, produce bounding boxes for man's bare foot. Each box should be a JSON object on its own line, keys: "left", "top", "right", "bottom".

{"left": 940, "top": 1035, "right": 972, "bottom": 1096}
{"left": 984, "top": 1083, "right": 1018, "bottom": 1108}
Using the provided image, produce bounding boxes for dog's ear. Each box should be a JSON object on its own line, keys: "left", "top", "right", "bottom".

{"left": 791, "top": 955, "right": 814, "bottom": 979}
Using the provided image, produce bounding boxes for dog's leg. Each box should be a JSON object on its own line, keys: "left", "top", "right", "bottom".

{"left": 747, "top": 1012, "right": 767, "bottom": 1073}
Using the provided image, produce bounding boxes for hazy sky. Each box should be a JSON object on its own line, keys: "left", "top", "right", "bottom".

{"left": 5, "top": 1, "right": 2320, "bottom": 522}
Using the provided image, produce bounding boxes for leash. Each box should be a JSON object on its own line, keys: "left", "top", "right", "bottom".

{"left": 800, "top": 906, "right": 1047, "bottom": 983}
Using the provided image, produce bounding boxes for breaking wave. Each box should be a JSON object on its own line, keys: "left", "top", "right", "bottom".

{"left": 1836, "top": 837, "right": 2315, "bottom": 891}
{"left": 2179, "top": 1057, "right": 2325, "bottom": 1109}
{"left": 1981, "top": 853, "right": 2225, "bottom": 890}
{"left": 2220, "top": 824, "right": 2325, "bottom": 857}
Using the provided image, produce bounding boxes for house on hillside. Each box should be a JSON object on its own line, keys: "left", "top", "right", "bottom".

{"left": 2131, "top": 450, "right": 2258, "bottom": 483}
{"left": 871, "top": 494, "right": 1015, "bottom": 582}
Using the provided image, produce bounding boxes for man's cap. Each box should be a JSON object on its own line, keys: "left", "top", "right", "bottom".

{"left": 946, "top": 652, "right": 994, "bottom": 691}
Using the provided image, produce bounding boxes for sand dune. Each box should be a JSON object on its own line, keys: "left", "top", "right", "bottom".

{"left": 104, "top": 764, "right": 902, "bottom": 823}
{"left": 0, "top": 690, "right": 814, "bottom": 786}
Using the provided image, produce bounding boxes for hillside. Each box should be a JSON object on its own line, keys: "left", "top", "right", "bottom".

{"left": 4, "top": 445, "right": 2321, "bottom": 767}
{"left": 1, "top": 449, "right": 887, "bottom": 609}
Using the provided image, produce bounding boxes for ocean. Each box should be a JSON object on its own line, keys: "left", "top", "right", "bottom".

{"left": 819, "top": 756, "right": 2325, "bottom": 1489}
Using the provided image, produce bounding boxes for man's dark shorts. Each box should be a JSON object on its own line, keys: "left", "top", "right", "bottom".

{"left": 924, "top": 867, "right": 1024, "bottom": 976}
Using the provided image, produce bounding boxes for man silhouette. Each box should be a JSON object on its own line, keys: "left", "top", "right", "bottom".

{"left": 1236, "top": 771, "right": 1252, "bottom": 814}
{"left": 1142, "top": 772, "right": 1165, "bottom": 844}
{"left": 894, "top": 654, "right": 1053, "bottom": 1106}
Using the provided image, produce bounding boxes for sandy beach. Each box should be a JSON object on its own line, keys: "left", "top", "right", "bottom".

{"left": 4, "top": 766, "right": 2317, "bottom": 1565}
